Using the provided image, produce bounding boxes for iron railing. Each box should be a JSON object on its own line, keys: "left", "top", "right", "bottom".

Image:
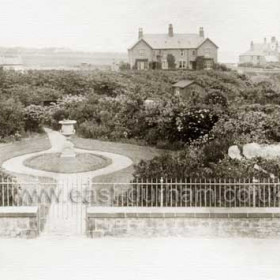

{"left": 1, "top": 178, "right": 280, "bottom": 208}
{"left": 111, "top": 178, "right": 280, "bottom": 208}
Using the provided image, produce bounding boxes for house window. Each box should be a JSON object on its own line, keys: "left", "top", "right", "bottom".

{"left": 179, "top": 61, "right": 187, "bottom": 69}
{"left": 193, "top": 50, "right": 196, "bottom": 56}
{"left": 205, "top": 48, "right": 211, "bottom": 57}
{"left": 205, "top": 60, "right": 213, "bottom": 69}
{"left": 139, "top": 49, "right": 145, "bottom": 56}
{"left": 162, "top": 60, "right": 167, "bottom": 69}
{"left": 175, "top": 88, "right": 180, "bottom": 95}
{"left": 180, "top": 50, "right": 185, "bottom": 56}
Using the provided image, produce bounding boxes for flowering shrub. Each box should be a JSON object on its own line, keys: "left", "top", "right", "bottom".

{"left": 23, "top": 105, "right": 47, "bottom": 132}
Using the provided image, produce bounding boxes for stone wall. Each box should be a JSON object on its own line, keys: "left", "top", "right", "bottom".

{"left": 0, "top": 207, "right": 39, "bottom": 238}
{"left": 87, "top": 207, "right": 280, "bottom": 238}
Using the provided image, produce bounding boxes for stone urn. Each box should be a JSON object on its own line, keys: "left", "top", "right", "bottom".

{"left": 59, "top": 120, "right": 77, "bottom": 158}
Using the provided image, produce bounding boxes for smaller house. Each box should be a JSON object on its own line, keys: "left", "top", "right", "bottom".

{"left": 239, "top": 37, "right": 280, "bottom": 66}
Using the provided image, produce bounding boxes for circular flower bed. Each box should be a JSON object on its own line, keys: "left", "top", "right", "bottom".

{"left": 23, "top": 153, "right": 112, "bottom": 173}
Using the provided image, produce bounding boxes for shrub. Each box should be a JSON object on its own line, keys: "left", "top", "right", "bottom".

{"left": 204, "top": 90, "right": 228, "bottom": 108}
{"left": 23, "top": 105, "right": 46, "bottom": 132}
{"left": 0, "top": 98, "right": 24, "bottom": 139}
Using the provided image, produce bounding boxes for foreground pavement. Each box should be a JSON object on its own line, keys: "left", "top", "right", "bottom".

{"left": 0, "top": 237, "right": 280, "bottom": 280}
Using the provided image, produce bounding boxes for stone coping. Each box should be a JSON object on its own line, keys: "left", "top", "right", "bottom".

{"left": 0, "top": 207, "right": 38, "bottom": 218}
{"left": 87, "top": 207, "right": 280, "bottom": 218}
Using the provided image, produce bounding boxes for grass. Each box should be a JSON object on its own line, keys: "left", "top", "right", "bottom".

{"left": 23, "top": 153, "right": 112, "bottom": 174}
{"left": 72, "top": 136, "right": 169, "bottom": 183}
{"left": 0, "top": 133, "right": 54, "bottom": 231}
{"left": 0, "top": 134, "right": 51, "bottom": 166}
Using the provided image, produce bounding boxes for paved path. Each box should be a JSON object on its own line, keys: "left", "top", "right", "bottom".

{"left": 1, "top": 128, "right": 133, "bottom": 236}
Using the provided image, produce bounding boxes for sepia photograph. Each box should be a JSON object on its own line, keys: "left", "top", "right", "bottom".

{"left": 0, "top": 0, "right": 280, "bottom": 279}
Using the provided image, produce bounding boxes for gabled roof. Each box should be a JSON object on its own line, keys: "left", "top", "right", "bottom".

{"left": 129, "top": 34, "right": 218, "bottom": 50}
{"left": 240, "top": 41, "right": 279, "bottom": 57}
{"left": 172, "top": 80, "right": 195, "bottom": 88}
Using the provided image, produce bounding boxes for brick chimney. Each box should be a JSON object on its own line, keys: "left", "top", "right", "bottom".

{"left": 199, "top": 27, "right": 204, "bottom": 38}
{"left": 251, "top": 41, "right": 254, "bottom": 50}
{"left": 168, "top": 24, "right": 174, "bottom": 37}
{"left": 138, "top": 28, "right": 143, "bottom": 40}
{"left": 264, "top": 37, "right": 267, "bottom": 44}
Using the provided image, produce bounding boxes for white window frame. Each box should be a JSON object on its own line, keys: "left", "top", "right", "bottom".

{"left": 179, "top": 60, "right": 187, "bottom": 69}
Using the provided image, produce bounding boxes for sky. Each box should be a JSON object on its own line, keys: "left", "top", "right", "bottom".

{"left": 0, "top": 0, "right": 279, "bottom": 62}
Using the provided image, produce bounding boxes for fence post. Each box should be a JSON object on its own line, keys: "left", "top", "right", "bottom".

{"left": 160, "top": 177, "right": 164, "bottom": 207}
{"left": 252, "top": 177, "right": 257, "bottom": 207}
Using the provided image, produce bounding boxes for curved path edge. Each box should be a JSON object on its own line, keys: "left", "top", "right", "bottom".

{"left": 1, "top": 128, "right": 133, "bottom": 181}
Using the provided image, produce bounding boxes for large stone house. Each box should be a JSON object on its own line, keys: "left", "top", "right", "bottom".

{"left": 128, "top": 24, "right": 218, "bottom": 70}
{"left": 239, "top": 37, "right": 280, "bottom": 66}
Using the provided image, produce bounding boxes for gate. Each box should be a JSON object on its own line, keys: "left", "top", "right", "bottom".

{"left": 7, "top": 177, "right": 92, "bottom": 237}
{"left": 38, "top": 178, "right": 92, "bottom": 236}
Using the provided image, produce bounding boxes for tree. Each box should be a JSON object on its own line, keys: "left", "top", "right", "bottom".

{"left": 167, "top": 54, "right": 176, "bottom": 69}
{"left": 0, "top": 98, "right": 24, "bottom": 138}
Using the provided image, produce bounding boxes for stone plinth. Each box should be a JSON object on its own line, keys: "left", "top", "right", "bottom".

{"left": 0, "top": 207, "right": 39, "bottom": 238}
{"left": 59, "top": 120, "right": 77, "bottom": 158}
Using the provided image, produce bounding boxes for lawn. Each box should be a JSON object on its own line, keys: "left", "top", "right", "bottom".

{"left": 0, "top": 134, "right": 51, "bottom": 166}
{"left": 72, "top": 137, "right": 168, "bottom": 183}
{"left": 0, "top": 133, "right": 54, "bottom": 183}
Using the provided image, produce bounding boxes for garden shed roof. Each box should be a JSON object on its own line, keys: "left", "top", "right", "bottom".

{"left": 172, "top": 80, "right": 195, "bottom": 88}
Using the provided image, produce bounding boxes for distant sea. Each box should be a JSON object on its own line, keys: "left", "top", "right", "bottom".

{"left": 0, "top": 47, "right": 128, "bottom": 69}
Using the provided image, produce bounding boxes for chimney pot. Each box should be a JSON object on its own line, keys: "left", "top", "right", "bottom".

{"left": 138, "top": 28, "right": 143, "bottom": 40}
{"left": 251, "top": 41, "right": 254, "bottom": 50}
{"left": 199, "top": 27, "right": 205, "bottom": 38}
{"left": 168, "top": 24, "right": 174, "bottom": 37}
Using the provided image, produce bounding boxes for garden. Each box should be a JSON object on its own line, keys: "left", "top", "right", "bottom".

{"left": 1, "top": 68, "right": 280, "bottom": 183}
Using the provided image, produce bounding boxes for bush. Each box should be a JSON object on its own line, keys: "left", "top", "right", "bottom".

{"left": 0, "top": 98, "right": 24, "bottom": 139}
{"left": 23, "top": 105, "right": 46, "bottom": 132}
{"left": 78, "top": 121, "right": 111, "bottom": 139}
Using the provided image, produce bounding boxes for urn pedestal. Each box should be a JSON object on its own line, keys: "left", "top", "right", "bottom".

{"left": 59, "top": 120, "right": 77, "bottom": 158}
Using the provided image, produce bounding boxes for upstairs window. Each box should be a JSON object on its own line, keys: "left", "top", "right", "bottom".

{"left": 205, "top": 48, "right": 211, "bottom": 56}
{"left": 180, "top": 50, "right": 185, "bottom": 56}
{"left": 139, "top": 49, "right": 146, "bottom": 56}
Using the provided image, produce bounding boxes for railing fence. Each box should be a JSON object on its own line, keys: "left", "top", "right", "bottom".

{"left": 1, "top": 177, "right": 280, "bottom": 208}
